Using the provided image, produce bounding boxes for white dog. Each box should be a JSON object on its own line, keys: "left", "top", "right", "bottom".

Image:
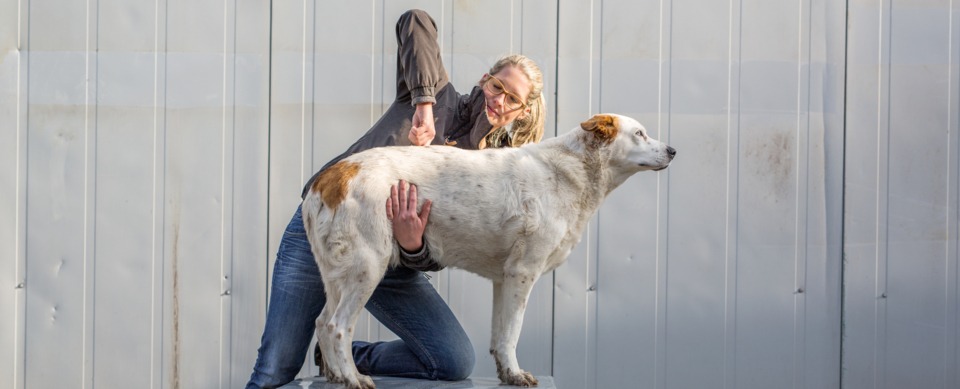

{"left": 302, "top": 113, "right": 675, "bottom": 388}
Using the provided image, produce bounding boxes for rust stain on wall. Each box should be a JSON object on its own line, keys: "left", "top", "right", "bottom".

{"left": 744, "top": 129, "right": 795, "bottom": 202}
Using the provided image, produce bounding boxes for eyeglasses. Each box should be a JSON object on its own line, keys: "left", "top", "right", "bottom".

{"left": 483, "top": 75, "right": 527, "bottom": 113}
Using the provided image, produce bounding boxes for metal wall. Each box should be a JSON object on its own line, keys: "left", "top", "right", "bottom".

{"left": 1, "top": 1, "right": 957, "bottom": 389}
{"left": 843, "top": 0, "right": 960, "bottom": 388}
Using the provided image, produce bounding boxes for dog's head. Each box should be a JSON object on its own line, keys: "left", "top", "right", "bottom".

{"left": 579, "top": 113, "right": 676, "bottom": 172}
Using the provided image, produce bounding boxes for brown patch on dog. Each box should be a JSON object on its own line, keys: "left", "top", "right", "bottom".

{"left": 580, "top": 114, "right": 619, "bottom": 143}
{"left": 311, "top": 161, "right": 361, "bottom": 208}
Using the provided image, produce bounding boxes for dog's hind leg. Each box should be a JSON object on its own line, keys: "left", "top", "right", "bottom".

{"left": 315, "top": 277, "right": 347, "bottom": 383}
{"left": 315, "top": 308, "right": 336, "bottom": 382}
{"left": 323, "top": 254, "right": 383, "bottom": 389}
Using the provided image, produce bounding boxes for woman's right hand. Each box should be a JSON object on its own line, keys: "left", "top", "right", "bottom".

{"left": 409, "top": 103, "right": 436, "bottom": 146}
{"left": 385, "top": 180, "right": 432, "bottom": 252}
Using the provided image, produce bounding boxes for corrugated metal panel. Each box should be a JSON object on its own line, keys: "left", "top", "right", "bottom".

{"left": 2, "top": 0, "right": 270, "bottom": 388}
{"left": 94, "top": 1, "right": 163, "bottom": 387}
{"left": 553, "top": 0, "right": 844, "bottom": 388}
{"left": 24, "top": 1, "right": 98, "bottom": 388}
{"left": 1, "top": 0, "right": 27, "bottom": 388}
{"left": 843, "top": 0, "right": 960, "bottom": 388}
{"left": 552, "top": 0, "right": 602, "bottom": 387}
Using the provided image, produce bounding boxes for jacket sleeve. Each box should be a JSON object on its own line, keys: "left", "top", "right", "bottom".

{"left": 398, "top": 239, "right": 445, "bottom": 272}
{"left": 396, "top": 9, "right": 449, "bottom": 106}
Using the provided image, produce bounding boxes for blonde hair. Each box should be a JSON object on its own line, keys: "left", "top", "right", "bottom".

{"left": 480, "top": 54, "right": 546, "bottom": 149}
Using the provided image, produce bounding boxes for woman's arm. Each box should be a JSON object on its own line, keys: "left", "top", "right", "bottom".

{"left": 396, "top": 9, "right": 448, "bottom": 106}
{"left": 397, "top": 9, "right": 449, "bottom": 146}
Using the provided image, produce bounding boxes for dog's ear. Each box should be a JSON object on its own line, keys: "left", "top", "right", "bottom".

{"left": 580, "top": 114, "right": 619, "bottom": 143}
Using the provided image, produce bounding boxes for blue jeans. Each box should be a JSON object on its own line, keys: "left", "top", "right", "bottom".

{"left": 246, "top": 205, "right": 475, "bottom": 388}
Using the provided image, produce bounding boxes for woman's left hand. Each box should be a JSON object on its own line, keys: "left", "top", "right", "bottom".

{"left": 385, "top": 180, "right": 432, "bottom": 252}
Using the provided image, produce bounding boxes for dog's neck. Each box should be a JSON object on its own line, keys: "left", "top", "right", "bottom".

{"left": 534, "top": 132, "right": 621, "bottom": 215}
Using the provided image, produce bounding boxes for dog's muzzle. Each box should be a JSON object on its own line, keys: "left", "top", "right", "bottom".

{"left": 653, "top": 146, "right": 677, "bottom": 171}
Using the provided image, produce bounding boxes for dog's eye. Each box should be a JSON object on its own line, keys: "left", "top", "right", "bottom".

{"left": 635, "top": 129, "right": 648, "bottom": 140}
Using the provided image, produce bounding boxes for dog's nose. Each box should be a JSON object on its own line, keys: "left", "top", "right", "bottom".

{"left": 666, "top": 146, "right": 677, "bottom": 157}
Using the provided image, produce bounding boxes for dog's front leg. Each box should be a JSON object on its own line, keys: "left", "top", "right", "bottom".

{"left": 491, "top": 273, "right": 539, "bottom": 387}
{"left": 490, "top": 281, "right": 504, "bottom": 356}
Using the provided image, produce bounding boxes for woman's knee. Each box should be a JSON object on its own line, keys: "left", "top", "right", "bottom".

{"left": 432, "top": 339, "right": 475, "bottom": 381}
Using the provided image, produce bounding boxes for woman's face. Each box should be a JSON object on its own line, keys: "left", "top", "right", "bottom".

{"left": 481, "top": 65, "right": 532, "bottom": 129}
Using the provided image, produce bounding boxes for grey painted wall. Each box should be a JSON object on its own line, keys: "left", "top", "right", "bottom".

{"left": 0, "top": 1, "right": 956, "bottom": 388}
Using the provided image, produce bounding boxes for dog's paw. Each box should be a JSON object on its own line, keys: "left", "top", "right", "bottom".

{"left": 322, "top": 367, "right": 342, "bottom": 384}
{"left": 345, "top": 373, "right": 376, "bottom": 389}
{"left": 323, "top": 370, "right": 344, "bottom": 384}
{"left": 500, "top": 368, "right": 538, "bottom": 387}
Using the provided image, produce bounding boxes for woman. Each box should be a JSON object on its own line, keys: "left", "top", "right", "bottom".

{"left": 246, "top": 9, "right": 546, "bottom": 388}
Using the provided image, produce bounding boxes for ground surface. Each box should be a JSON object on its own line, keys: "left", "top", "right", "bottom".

{"left": 279, "top": 376, "right": 556, "bottom": 388}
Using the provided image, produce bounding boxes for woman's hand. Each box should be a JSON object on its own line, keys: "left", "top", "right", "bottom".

{"left": 409, "top": 103, "right": 436, "bottom": 146}
{"left": 385, "top": 180, "right": 432, "bottom": 252}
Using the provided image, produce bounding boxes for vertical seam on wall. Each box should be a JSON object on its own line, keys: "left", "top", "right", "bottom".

{"left": 23, "top": 0, "right": 31, "bottom": 386}
{"left": 876, "top": 1, "right": 892, "bottom": 387}
{"left": 550, "top": 0, "right": 560, "bottom": 378}
{"left": 265, "top": 0, "right": 273, "bottom": 311}
{"left": 299, "top": 0, "right": 306, "bottom": 186}
{"left": 309, "top": 0, "right": 316, "bottom": 178}
{"left": 793, "top": 0, "right": 810, "bottom": 388}
{"left": 723, "top": 0, "right": 737, "bottom": 387}
{"left": 82, "top": 0, "right": 90, "bottom": 385}
{"left": 946, "top": 1, "right": 957, "bottom": 387}
{"left": 150, "top": 0, "right": 160, "bottom": 386}
{"left": 873, "top": 0, "right": 882, "bottom": 383}
{"left": 219, "top": 0, "right": 228, "bottom": 386}
{"left": 839, "top": 0, "right": 850, "bottom": 387}
{"left": 655, "top": 0, "right": 667, "bottom": 387}
{"left": 585, "top": 1, "right": 595, "bottom": 386}
{"left": 82, "top": 0, "right": 98, "bottom": 386}
{"left": 92, "top": 0, "right": 100, "bottom": 385}
{"left": 592, "top": 2, "right": 602, "bottom": 386}
{"left": 14, "top": 0, "right": 25, "bottom": 384}
{"left": 369, "top": 0, "right": 376, "bottom": 134}
{"left": 162, "top": 0, "right": 171, "bottom": 385}
{"left": 227, "top": 0, "right": 238, "bottom": 384}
